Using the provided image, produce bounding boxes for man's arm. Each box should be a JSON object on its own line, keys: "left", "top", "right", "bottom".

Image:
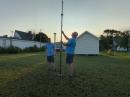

{"left": 62, "top": 31, "right": 69, "bottom": 40}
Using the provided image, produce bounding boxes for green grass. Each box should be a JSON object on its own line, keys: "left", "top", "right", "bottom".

{"left": 0, "top": 52, "right": 130, "bottom": 97}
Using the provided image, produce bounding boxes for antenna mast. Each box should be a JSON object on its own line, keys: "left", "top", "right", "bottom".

{"left": 59, "top": 0, "right": 64, "bottom": 75}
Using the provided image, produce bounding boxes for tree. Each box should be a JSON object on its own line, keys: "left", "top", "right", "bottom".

{"left": 100, "top": 29, "right": 130, "bottom": 51}
{"left": 101, "top": 29, "right": 122, "bottom": 51}
{"left": 34, "top": 32, "right": 48, "bottom": 43}
{"left": 3, "top": 35, "right": 8, "bottom": 38}
{"left": 120, "top": 30, "right": 130, "bottom": 51}
{"left": 103, "top": 29, "right": 115, "bottom": 50}
{"left": 99, "top": 35, "right": 110, "bottom": 51}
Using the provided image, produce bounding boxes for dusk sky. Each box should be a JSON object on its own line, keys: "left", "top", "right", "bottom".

{"left": 0, "top": 0, "right": 130, "bottom": 42}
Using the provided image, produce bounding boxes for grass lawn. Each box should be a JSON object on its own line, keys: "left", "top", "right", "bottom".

{"left": 0, "top": 52, "right": 130, "bottom": 97}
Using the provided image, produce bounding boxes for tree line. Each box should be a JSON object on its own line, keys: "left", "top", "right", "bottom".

{"left": 100, "top": 29, "right": 130, "bottom": 51}
{"left": 33, "top": 32, "right": 49, "bottom": 43}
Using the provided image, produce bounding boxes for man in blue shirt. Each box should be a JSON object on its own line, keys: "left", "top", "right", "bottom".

{"left": 45, "top": 38, "right": 55, "bottom": 71}
{"left": 62, "top": 31, "right": 78, "bottom": 77}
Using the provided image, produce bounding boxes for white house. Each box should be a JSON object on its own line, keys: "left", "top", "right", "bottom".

{"left": 0, "top": 37, "right": 45, "bottom": 49}
{"left": 0, "top": 30, "right": 48, "bottom": 49}
{"left": 14, "top": 30, "right": 34, "bottom": 40}
{"left": 75, "top": 31, "right": 99, "bottom": 55}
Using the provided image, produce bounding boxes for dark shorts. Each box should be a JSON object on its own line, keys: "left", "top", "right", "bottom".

{"left": 47, "top": 55, "right": 54, "bottom": 63}
{"left": 66, "top": 54, "right": 74, "bottom": 65}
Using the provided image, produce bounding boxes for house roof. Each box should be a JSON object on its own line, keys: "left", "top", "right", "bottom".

{"left": 15, "top": 30, "right": 33, "bottom": 40}
{"left": 77, "top": 31, "right": 99, "bottom": 40}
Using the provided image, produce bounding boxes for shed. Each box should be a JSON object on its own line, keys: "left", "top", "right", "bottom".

{"left": 75, "top": 31, "right": 99, "bottom": 55}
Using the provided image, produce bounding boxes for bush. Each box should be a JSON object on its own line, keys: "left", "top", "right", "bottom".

{"left": 7, "top": 46, "right": 22, "bottom": 54}
{"left": 23, "top": 45, "right": 38, "bottom": 52}
{"left": 0, "top": 47, "right": 6, "bottom": 54}
{"left": 0, "top": 46, "right": 22, "bottom": 54}
{"left": 0, "top": 45, "right": 45, "bottom": 54}
{"left": 39, "top": 46, "right": 46, "bottom": 51}
{"left": 23, "top": 45, "right": 45, "bottom": 53}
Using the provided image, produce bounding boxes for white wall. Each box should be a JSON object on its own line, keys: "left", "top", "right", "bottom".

{"left": 0, "top": 38, "right": 11, "bottom": 47}
{"left": 75, "top": 33, "right": 99, "bottom": 55}
{"left": 0, "top": 38, "right": 45, "bottom": 49}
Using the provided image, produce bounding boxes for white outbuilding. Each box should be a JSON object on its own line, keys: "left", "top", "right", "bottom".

{"left": 75, "top": 31, "right": 99, "bottom": 55}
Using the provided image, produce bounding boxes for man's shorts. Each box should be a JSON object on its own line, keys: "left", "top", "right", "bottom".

{"left": 66, "top": 54, "right": 74, "bottom": 65}
{"left": 47, "top": 55, "right": 54, "bottom": 63}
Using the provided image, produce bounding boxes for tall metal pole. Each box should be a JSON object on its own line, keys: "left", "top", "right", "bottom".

{"left": 59, "top": 0, "right": 64, "bottom": 75}
{"left": 54, "top": 32, "right": 56, "bottom": 53}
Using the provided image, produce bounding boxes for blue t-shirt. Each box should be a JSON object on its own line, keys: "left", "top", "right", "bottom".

{"left": 66, "top": 38, "right": 76, "bottom": 54}
{"left": 45, "top": 43, "right": 55, "bottom": 56}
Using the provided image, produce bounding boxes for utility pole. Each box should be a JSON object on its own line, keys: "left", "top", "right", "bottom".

{"left": 10, "top": 31, "right": 13, "bottom": 46}
{"left": 53, "top": 33, "right": 56, "bottom": 51}
{"left": 53, "top": 33, "right": 56, "bottom": 44}
{"left": 53, "top": 32, "right": 57, "bottom": 64}
{"left": 112, "top": 33, "right": 115, "bottom": 56}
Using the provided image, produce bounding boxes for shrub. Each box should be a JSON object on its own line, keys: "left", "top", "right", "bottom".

{"left": 0, "top": 47, "right": 6, "bottom": 54}
{"left": 6, "top": 46, "right": 22, "bottom": 54}
{"left": 23, "top": 45, "right": 45, "bottom": 53}
{"left": 0, "top": 46, "right": 22, "bottom": 54}
{"left": 0, "top": 45, "right": 45, "bottom": 54}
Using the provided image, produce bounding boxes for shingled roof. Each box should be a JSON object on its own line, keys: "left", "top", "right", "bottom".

{"left": 15, "top": 30, "right": 33, "bottom": 40}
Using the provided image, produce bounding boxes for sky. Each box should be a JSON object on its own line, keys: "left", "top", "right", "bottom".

{"left": 0, "top": 0, "right": 130, "bottom": 42}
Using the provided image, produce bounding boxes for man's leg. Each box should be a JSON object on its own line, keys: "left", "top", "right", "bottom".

{"left": 51, "top": 62, "right": 55, "bottom": 71}
{"left": 69, "top": 64, "right": 74, "bottom": 76}
{"left": 47, "top": 56, "right": 51, "bottom": 70}
{"left": 69, "top": 54, "right": 75, "bottom": 76}
{"left": 51, "top": 56, "right": 56, "bottom": 71}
